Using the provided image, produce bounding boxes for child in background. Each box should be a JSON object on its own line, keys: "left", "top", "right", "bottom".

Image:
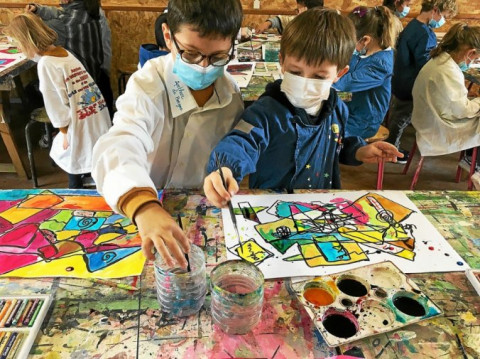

{"left": 139, "top": 12, "right": 169, "bottom": 68}
{"left": 383, "top": 0, "right": 412, "bottom": 39}
{"left": 411, "top": 24, "right": 480, "bottom": 162}
{"left": 333, "top": 6, "right": 395, "bottom": 139}
{"left": 92, "top": 0, "right": 244, "bottom": 268}
{"left": 5, "top": 13, "right": 111, "bottom": 189}
{"left": 255, "top": 0, "right": 323, "bottom": 34}
{"left": 386, "top": 0, "right": 457, "bottom": 162}
{"left": 203, "top": 9, "right": 401, "bottom": 208}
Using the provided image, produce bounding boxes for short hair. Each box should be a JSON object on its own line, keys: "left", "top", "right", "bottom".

{"left": 382, "top": 0, "right": 408, "bottom": 11}
{"left": 349, "top": 6, "right": 396, "bottom": 50}
{"left": 420, "top": 0, "right": 458, "bottom": 17}
{"left": 5, "top": 13, "right": 57, "bottom": 55}
{"left": 305, "top": 0, "right": 324, "bottom": 9}
{"left": 167, "top": 0, "right": 242, "bottom": 40}
{"left": 154, "top": 13, "right": 168, "bottom": 48}
{"left": 280, "top": 8, "right": 356, "bottom": 69}
{"left": 431, "top": 23, "right": 480, "bottom": 58}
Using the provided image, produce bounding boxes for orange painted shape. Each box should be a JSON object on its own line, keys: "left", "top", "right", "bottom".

{"left": 303, "top": 288, "right": 335, "bottom": 306}
{"left": 19, "top": 193, "right": 64, "bottom": 209}
{"left": 52, "top": 196, "right": 111, "bottom": 211}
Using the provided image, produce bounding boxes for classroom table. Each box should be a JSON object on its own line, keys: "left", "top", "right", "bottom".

{"left": 0, "top": 189, "right": 479, "bottom": 358}
{"left": 0, "top": 38, "right": 35, "bottom": 178}
{"left": 465, "top": 67, "right": 480, "bottom": 94}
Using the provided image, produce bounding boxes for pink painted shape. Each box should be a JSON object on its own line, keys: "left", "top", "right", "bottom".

{"left": 17, "top": 208, "right": 59, "bottom": 225}
{"left": 0, "top": 253, "right": 39, "bottom": 275}
{"left": 331, "top": 198, "right": 369, "bottom": 224}
{"left": 74, "top": 231, "right": 98, "bottom": 248}
{"left": 0, "top": 198, "right": 22, "bottom": 213}
{"left": 0, "top": 223, "right": 49, "bottom": 254}
{"left": 0, "top": 216, "right": 13, "bottom": 232}
{"left": 289, "top": 205, "right": 302, "bottom": 215}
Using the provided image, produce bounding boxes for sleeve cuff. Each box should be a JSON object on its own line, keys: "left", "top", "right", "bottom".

{"left": 117, "top": 187, "right": 161, "bottom": 222}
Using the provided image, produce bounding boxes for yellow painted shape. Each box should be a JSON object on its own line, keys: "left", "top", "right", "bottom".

{"left": 300, "top": 242, "right": 368, "bottom": 267}
{"left": 236, "top": 239, "right": 270, "bottom": 263}
{"left": 395, "top": 248, "right": 415, "bottom": 261}
{"left": 0, "top": 207, "right": 42, "bottom": 224}
{"left": 94, "top": 232, "right": 121, "bottom": 245}
{"left": 45, "top": 353, "right": 62, "bottom": 359}
{"left": 339, "top": 227, "right": 384, "bottom": 243}
{"left": 1, "top": 250, "right": 145, "bottom": 278}
{"left": 56, "top": 230, "right": 80, "bottom": 241}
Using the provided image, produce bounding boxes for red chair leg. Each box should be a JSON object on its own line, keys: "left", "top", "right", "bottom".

{"left": 376, "top": 159, "right": 385, "bottom": 190}
{"left": 402, "top": 141, "right": 417, "bottom": 175}
{"left": 468, "top": 147, "right": 478, "bottom": 191}
{"left": 410, "top": 156, "right": 424, "bottom": 190}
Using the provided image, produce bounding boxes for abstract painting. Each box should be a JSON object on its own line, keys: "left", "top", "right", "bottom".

{"left": 222, "top": 191, "right": 468, "bottom": 279}
{"left": 0, "top": 189, "right": 148, "bottom": 278}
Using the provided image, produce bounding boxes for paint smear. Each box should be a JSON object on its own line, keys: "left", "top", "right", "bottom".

{"left": 460, "top": 311, "right": 477, "bottom": 324}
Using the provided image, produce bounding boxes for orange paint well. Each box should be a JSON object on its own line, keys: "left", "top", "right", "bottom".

{"left": 303, "top": 288, "right": 334, "bottom": 306}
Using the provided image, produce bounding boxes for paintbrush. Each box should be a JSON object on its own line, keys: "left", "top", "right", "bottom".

{"left": 215, "top": 152, "right": 243, "bottom": 255}
{"left": 177, "top": 213, "right": 191, "bottom": 272}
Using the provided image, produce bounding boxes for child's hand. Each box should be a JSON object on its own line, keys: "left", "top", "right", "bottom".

{"left": 203, "top": 167, "right": 239, "bottom": 208}
{"left": 355, "top": 142, "right": 403, "bottom": 163}
{"left": 62, "top": 133, "right": 69, "bottom": 150}
{"left": 25, "top": 4, "right": 36, "bottom": 12}
{"left": 255, "top": 21, "right": 272, "bottom": 34}
{"left": 134, "top": 202, "right": 190, "bottom": 268}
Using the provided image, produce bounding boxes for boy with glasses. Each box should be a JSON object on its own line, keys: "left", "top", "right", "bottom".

{"left": 92, "top": 0, "right": 244, "bottom": 268}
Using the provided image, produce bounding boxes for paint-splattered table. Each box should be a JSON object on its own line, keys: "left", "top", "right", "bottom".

{"left": 0, "top": 189, "right": 478, "bottom": 358}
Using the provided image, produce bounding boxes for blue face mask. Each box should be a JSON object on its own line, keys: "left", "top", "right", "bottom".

{"left": 172, "top": 54, "right": 225, "bottom": 90}
{"left": 395, "top": 6, "right": 410, "bottom": 18}
{"left": 353, "top": 47, "right": 367, "bottom": 57}
{"left": 458, "top": 55, "right": 473, "bottom": 72}
{"left": 429, "top": 15, "right": 445, "bottom": 29}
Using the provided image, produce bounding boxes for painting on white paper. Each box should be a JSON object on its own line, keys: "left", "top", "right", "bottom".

{"left": 222, "top": 191, "right": 468, "bottom": 279}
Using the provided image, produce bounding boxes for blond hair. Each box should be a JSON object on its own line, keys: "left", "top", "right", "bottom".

{"left": 420, "top": 0, "right": 458, "bottom": 17}
{"left": 280, "top": 8, "right": 356, "bottom": 69}
{"left": 349, "top": 6, "right": 396, "bottom": 50}
{"left": 5, "top": 13, "right": 57, "bottom": 56}
{"left": 431, "top": 23, "right": 480, "bottom": 58}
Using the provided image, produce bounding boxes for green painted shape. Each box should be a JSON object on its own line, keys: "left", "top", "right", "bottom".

{"left": 39, "top": 210, "right": 73, "bottom": 231}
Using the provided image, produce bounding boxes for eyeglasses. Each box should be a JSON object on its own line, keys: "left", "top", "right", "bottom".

{"left": 171, "top": 35, "right": 234, "bottom": 67}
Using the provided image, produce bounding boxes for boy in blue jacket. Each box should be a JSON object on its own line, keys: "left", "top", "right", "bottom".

{"left": 204, "top": 9, "right": 402, "bottom": 208}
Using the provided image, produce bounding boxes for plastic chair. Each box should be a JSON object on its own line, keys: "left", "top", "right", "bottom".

{"left": 365, "top": 125, "right": 389, "bottom": 190}
{"left": 25, "top": 107, "right": 52, "bottom": 187}
{"left": 402, "top": 141, "right": 478, "bottom": 190}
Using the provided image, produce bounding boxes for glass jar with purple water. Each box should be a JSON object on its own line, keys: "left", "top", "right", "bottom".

{"left": 210, "top": 260, "right": 264, "bottom": 334}
{"left": 154, "top": 244, "right": 207, "bottom": 318}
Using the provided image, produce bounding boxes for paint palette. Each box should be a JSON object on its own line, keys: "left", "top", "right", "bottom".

{"left": 466, "top": 269, "right": 480, "bottom": 296}
{"left": 290, "top": 261, "right": 442, "bottom": 347}
{"left": 0, "top": 295, "right": 51, "bottom": 358}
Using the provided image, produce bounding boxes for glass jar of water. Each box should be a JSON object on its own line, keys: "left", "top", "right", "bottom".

{"left": 210, "top": 260, "right": 264, "bottom": 334}
{"left": 154, "top": 244, "right": 207, "bottom": 318}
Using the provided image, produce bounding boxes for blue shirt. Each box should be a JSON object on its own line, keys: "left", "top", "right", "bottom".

{"left": 334, "top": 49, "right": 394, "bottom": 138}
{"left": 207, "top": 80, "right": 365, "bottom": 191}
{"left": 392, "top": 19, "right": 437, "bottom": 101}
{"left": 139, "top": 44, "right": 169, "bottom": 68}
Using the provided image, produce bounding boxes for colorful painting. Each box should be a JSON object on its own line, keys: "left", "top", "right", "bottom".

{"left": 0, "top": 189, "right": 147, "bottom": 278}
{"left": 0, "top": 58, "right": 14, "bottom": 67}
{"left": 222, "top": 191, "right": 468, "bottom": 279}
{"left": 0, "top": 48, "right": 19, "bottom": 55}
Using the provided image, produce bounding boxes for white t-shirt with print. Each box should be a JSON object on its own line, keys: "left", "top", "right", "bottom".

{"left": 37, "top": 51, "right": 111, "bottom": 174}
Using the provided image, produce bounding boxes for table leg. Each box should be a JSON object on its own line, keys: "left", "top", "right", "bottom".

{"left": 0, "top": 105, "right": 29, "bottom": 178}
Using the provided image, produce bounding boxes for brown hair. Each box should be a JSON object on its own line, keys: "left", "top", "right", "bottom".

{"left": 431, "top": 23, "right": 480, "bottom": 58}
{"left": 5, "top": 13, "right": 57, "bottom": 56}
{"left": 349, "top": 6, "right": 396, "bottom": 50}
{"left": 280, "top": 8, "right": 356, "bottom": 69}
{"left": 420, "top": 0, "right": 458, "bottom": 17}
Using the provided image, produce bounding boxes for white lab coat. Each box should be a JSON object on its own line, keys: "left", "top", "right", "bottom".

{"left": 412, "top": 52, "right": 480, "bottom": 156}
{"left": 92, "top": 54, "right": 244, "bottom": 213}
{"left": 38, "top": 51, "right": 111, "bottom": 174}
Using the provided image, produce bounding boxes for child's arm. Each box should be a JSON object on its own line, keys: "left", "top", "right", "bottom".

{"left": 413, "top": 33, "right": 436, "bottom": 73}
{"left": 204, "top": 167, "right": 239, "bottom": 208}
{"left": 29, "top": 3, "right": 63, "bottom": 20}
{"left": 334, "top": 57, "right": 392, "bottom": 93}
{"left": 355, "top": 142, "right": 402, "bottom": 163}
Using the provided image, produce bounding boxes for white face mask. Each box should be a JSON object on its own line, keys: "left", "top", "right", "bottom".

{"left": 280, "top": 72, "right": 332, "bottom": 116}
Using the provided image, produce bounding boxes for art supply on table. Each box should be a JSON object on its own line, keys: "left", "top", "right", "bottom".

{"left": 215, "top": 153, "right": 243, "bottom": 255}
{"left": 88, "top": 278, "right": 139, "bottom": 291}
{"left": 176, "top": 214, "right": 191, "bottom": 272}
{"left": 289, "top": 261, "right": 442, "bottom": 346}
{"left": 154, "top": 244, "right": 206, "bottom": 318}
{"left": 210, "top": 260, "right": 264, "bottom": 334}
{"left": 0, "top": 295, "right": 51, "bottom": 359}
{"left": 466, "top": 269, "right": 480, "bottom": 295}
